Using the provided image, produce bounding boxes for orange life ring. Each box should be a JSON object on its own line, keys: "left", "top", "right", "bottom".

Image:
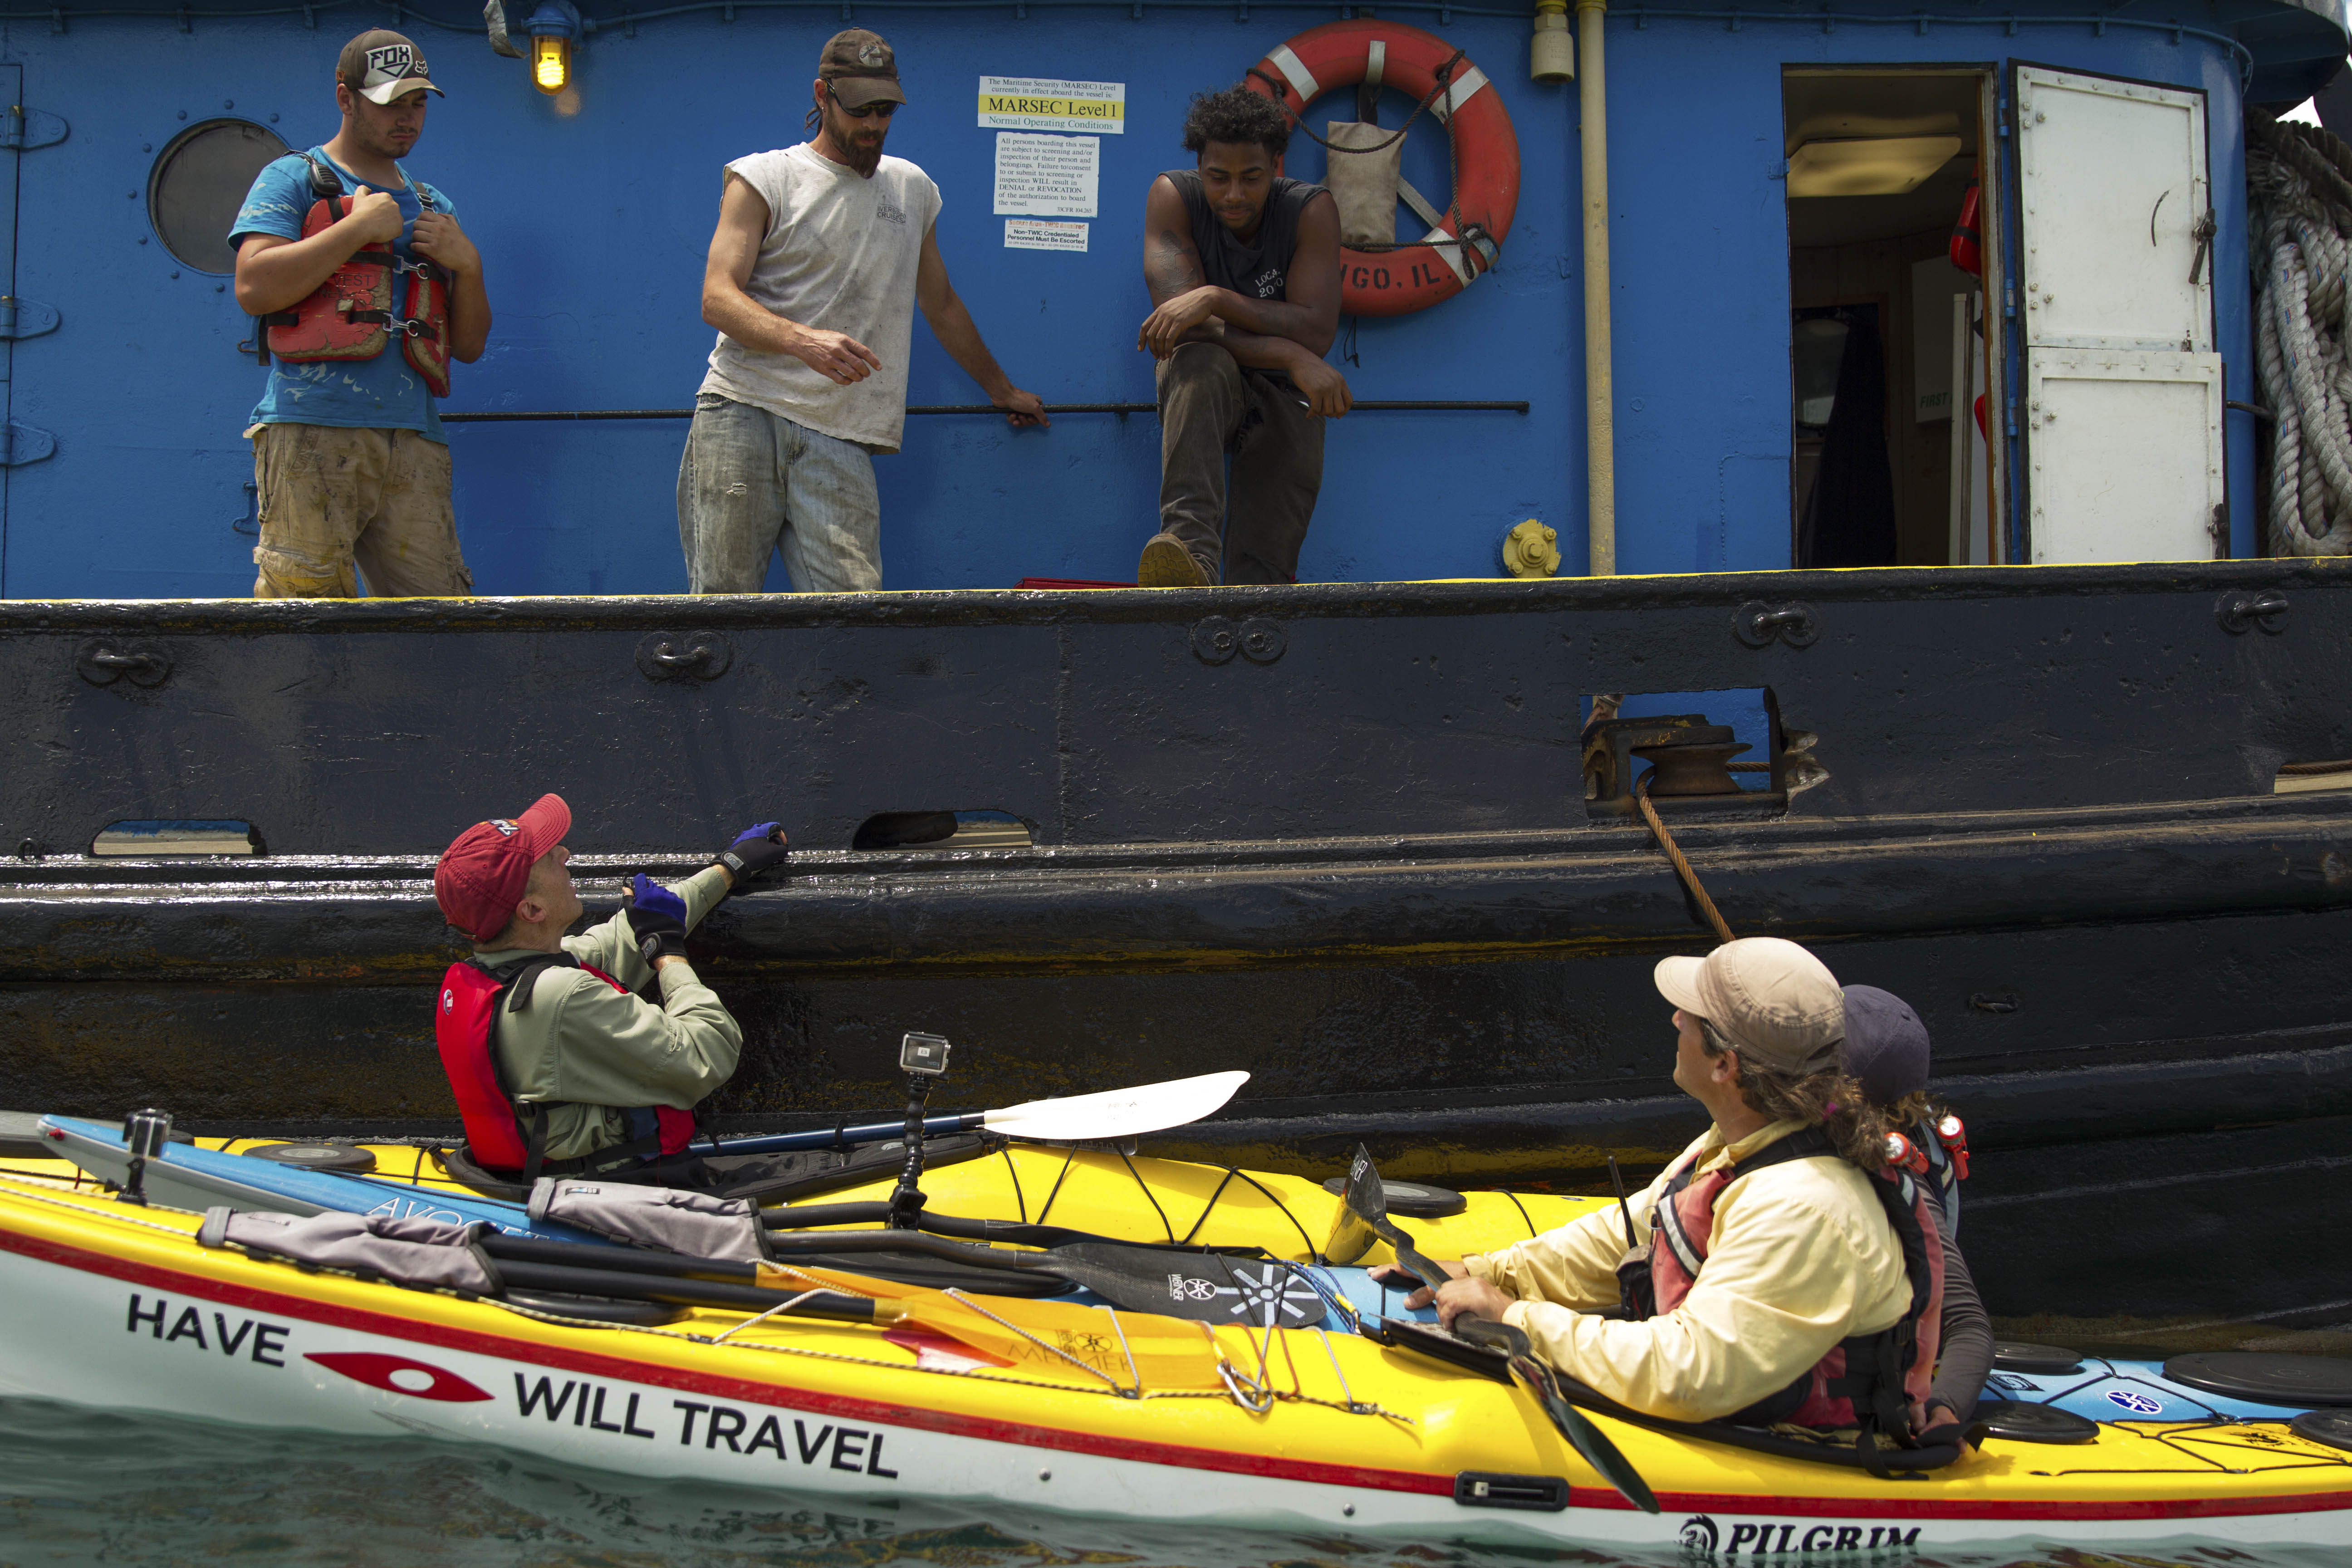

{"left": 1245, "top": 20, "right": 1519, "bottom": 318}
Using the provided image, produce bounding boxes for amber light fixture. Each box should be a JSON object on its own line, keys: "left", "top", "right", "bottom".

{"left": 1786, "top": 134, "right": 1961, "bottom": 198}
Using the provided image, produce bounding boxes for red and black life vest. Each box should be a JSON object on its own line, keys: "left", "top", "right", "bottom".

{"left": 258, "top": 154, "right": 452, "bottom": 397}
{"left": 434, "top": 953, "right": 697, "bottom": 1183}
{"left": 1625, "top": 1126, "right": 1945, "bottom": 1460}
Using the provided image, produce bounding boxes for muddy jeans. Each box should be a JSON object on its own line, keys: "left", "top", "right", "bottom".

{"left": 1156, "top": 342, "right": 1325, "bottom": 585}
{"left": 248, "top": 423, "right": 472, "bottom": 599}
{"left": 676, "top": 393, "right": 883, "bottom": 594}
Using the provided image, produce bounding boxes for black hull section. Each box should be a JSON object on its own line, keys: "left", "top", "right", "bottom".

{"left": 2, "top": 563, "right": 2349, "bottom": 1321}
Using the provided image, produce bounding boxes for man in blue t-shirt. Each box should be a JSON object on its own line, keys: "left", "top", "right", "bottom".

{"left": 230, "top": 30, "right": 491, "bottom": 599}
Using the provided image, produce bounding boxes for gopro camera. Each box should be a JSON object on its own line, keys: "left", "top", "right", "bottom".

{"left": 123, "top": 1107, "right": 173, "bottom": 1159}
{"left": 900, "top": 1032, "right": 951, "bottom": 1077}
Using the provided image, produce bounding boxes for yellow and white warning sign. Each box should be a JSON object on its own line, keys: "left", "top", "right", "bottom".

{"left": 979, "top": 76, "right": 1125, "bottom": 135}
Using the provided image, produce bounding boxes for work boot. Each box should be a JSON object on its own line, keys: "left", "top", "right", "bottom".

{"left": 1137, "top": 532, "right": 1212, "bottom": 588}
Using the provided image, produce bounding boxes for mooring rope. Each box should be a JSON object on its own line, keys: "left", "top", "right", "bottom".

{"left": 2249, "top": 114, "right": 2352, "bottom": 556}
{"left": 1634, "top": 777, "right": 1735, "bottom": 945}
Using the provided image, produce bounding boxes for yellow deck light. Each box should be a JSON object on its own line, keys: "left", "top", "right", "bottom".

{"left": 532, "top": 34, "right": 570, "bottom": 94}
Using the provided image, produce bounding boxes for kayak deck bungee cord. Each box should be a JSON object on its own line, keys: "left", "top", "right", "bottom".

{"left": 2, "top": 1138, "right": 2350, "bottom": 1549}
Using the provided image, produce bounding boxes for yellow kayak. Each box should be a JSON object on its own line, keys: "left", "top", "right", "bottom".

{"left": 0, "top": 1136, "right": 2346, "bottom": 1552}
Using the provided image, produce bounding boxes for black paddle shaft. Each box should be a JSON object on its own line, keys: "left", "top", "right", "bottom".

{"left": 762, "top": 1230, "right": 1324, "bottom": 1330}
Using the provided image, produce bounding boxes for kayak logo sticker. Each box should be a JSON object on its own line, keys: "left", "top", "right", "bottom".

{"left": 309, "top": 1352, "right": 492, "bottom": 1402}
{"left": 1167, "top": 1273, "right": 1220, "bottom": 1303}
{"left": 1676, "top": 1515, "right": 1923, "bottom": 1557}
{"left": 2107, "top": 1388, "right": 2166, "bottom": 1416}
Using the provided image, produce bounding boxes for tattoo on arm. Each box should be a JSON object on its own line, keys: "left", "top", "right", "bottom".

{"left": 1147, "top": 229, "right": 1205, "bottom": 303}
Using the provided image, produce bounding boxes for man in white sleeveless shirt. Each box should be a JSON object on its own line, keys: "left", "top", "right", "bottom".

{"left": 681, "top": 29, "right": 1046, "bottom": 593}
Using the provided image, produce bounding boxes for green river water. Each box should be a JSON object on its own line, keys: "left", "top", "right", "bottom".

{"left": 0, "top": 1397, "right": 2337, "bottom": 1568}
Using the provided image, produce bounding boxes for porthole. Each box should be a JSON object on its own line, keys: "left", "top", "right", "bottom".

{"left": 147, "top": 118, "right": 290, "bottom": 274}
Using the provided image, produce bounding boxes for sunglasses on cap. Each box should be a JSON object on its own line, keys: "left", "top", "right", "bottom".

{"left": 831, "top": 91, "right": 897, "bottom": 119}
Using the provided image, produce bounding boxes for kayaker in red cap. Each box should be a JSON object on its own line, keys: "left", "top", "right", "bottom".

{"left": 1380, "top": 938, "right": 1958, "bottom": 1455}
{"left": 430, "top": 794, "right": 790, "bottom": 1188}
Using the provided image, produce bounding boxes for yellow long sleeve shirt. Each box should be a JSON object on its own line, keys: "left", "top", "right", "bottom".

{"left": 1464, "top": 1118, "right": 1911, "bottom": 1422}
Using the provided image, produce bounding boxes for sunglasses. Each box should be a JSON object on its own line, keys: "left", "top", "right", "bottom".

{"left": 831, "top": 92, "right": 898, "bottom": 120}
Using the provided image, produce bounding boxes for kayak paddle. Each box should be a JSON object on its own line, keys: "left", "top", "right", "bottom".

{"left": 1455, "top": 1316, "right": 1661, "bottom": 1514}
{"left": 35, "top": 1115, "right": 604, "bottom": 1242}
{"left": 706, "top": 1069, "right": 1250, "bottom": 1157}
{"left": 1335, "top": 1142, "right": 1658, "bottom": 1515}
{"left": 762, "top": 1228, "right": 1327, "bottom": 1331}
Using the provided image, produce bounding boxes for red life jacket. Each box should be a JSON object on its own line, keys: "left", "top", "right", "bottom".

{"left": 1949, "top": 178, "right": 1983, "bottom": 276}
{"left": 434, "top": 954, "right": 697, "bottom": 1183}
{"left": 1637, "top": 1126, "right": 1945, "bottom": 1453}
{"left": 260, "top": 154, "right": 452, "bottom": 396}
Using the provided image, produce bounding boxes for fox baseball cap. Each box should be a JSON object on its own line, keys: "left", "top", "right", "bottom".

{"left": 818, "top": 29, "right": 906, "bottom": 108}
{"left": 338, "top": 30, "right": 444, "bottom": 105}
{"left": 1655, "top": 937, "right": 1844, "bottom": 1074}
{"left": 434, "top": 794, "right": 570, "bottom": 942}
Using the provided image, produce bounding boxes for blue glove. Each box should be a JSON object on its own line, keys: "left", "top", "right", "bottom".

{"left": 624, "top": 874, "right": 690, "bottom": 963}
{"left": 627, "top": 873, "right": 687, "bottom": 925}
{"left": 715, "top": 822, "right": 789, "bottom": 889}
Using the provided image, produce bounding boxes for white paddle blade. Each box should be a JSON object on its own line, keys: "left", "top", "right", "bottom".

{"left": 982, "top": 1070, "right": 1250, "bottom": 1143}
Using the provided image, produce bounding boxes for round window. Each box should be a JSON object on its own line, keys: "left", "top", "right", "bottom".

{"left": 148, "top": 119, "right": 291, "bottom": 274}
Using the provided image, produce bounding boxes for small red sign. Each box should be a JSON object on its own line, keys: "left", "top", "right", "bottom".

{"left": 305, "top": 1351, "right": 493, "bottom": 1402}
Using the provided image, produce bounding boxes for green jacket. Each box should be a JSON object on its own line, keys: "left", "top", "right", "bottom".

{"left": 471, "top": 865, "right": 740, "bottom": 1161}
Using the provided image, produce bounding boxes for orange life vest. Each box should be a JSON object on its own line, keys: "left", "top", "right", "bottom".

{"left": 261, "top": 155, "right": 452, "bottom": 397}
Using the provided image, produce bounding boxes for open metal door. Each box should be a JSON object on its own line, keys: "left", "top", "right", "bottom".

{"left": 2014, "top": 64, "right": 2222, "bottom": 562}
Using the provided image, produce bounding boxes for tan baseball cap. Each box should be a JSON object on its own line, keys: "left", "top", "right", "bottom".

{"left": 818, "top": 28, "right": 905, "bottom": 108}
{"left": 1655, "top": 937, "right": 1844, "bottom": 1074}
{"left": 338, "top": 30, "right": 443, "bottom": 105}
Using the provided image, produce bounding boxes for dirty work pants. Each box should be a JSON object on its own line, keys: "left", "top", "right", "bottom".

{"left": 1156, "top": 342, "right": 1325, "bottom": 586}
{"left": 676, "top": 393, "right": 883, "bottom": 594}
{"left": 249, "top": 423, "right": 472, "bottom": 599}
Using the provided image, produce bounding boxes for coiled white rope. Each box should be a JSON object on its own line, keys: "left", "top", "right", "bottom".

{"left": 2251, "top": 116, "right": 2352, "bottom": 555}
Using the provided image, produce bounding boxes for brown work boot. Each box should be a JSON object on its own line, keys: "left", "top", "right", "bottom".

{"left": 1137, "top": 532, "right": 1211, "bottom": 588}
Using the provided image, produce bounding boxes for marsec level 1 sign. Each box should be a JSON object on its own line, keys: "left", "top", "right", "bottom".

{"left": 980, "top": 76, "right": 1125, "bottom": 134}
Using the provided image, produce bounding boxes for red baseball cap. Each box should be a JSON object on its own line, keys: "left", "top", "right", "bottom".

{"left": 433, "top": 794, "right": 571, "bottom": 943}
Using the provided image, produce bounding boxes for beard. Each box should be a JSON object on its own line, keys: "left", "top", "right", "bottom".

{"left": 820, "top": 103, "right": 887, "bottom": 176}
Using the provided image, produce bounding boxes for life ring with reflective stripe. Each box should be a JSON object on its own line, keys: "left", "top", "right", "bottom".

{"left": 1245, "top": 20, "right": 1519, "bottom": 318}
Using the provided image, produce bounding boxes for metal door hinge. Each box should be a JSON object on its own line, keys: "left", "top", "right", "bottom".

{"left": 0, "top": 296, "right": 58, "bottom": 338}
{"left": 0, "top": 105, "right": 68, "bottom": 151}
{"left": 0, "top": 423, "right": 56, "bottom": 466}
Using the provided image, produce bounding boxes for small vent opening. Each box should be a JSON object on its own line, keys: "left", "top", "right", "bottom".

{"left": 93, "top": 820, "right": 263, "bottom": 857}
{"left": 852, "top": 810, "right": 1032, "bottom": 851}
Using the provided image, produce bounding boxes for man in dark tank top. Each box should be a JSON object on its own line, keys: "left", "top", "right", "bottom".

{"left": 1135, "top": 88, "right": 1350, "bottom": 586}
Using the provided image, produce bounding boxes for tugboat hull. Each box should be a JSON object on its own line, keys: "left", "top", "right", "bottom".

{"left": 3, "top": 562, "right": 2347, "bottom": 1320}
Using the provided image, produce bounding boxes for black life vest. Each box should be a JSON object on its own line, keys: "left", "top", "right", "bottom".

{"left": 434, "top": 953, "right": 697, "bottom": 1185}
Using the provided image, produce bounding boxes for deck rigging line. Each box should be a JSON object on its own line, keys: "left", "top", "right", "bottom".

{"left": 1634, "top": 777, "right": 1735, "bottom": 946}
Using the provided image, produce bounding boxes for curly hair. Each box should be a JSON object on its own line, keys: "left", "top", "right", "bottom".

{"left": 1183, "top": 86, "right": 1292, "bottom": 159}
{"left": 1697, "top": 1016, "right": 1891, "bottom": 1170}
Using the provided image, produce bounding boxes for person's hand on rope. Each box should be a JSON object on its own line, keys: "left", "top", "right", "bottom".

{"left": 713, "top": 821, "right": 789, "bottom": 891}
{"left": 1137, "top": 285, "right": 1225, "bottom": 359}
{"left": 623, "top": 873, "right": 690, "bottom": 966}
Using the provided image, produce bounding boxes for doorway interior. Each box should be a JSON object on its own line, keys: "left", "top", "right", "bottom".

{"left": 1784, "top": 67, "right": 2003, "bottom": 567}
